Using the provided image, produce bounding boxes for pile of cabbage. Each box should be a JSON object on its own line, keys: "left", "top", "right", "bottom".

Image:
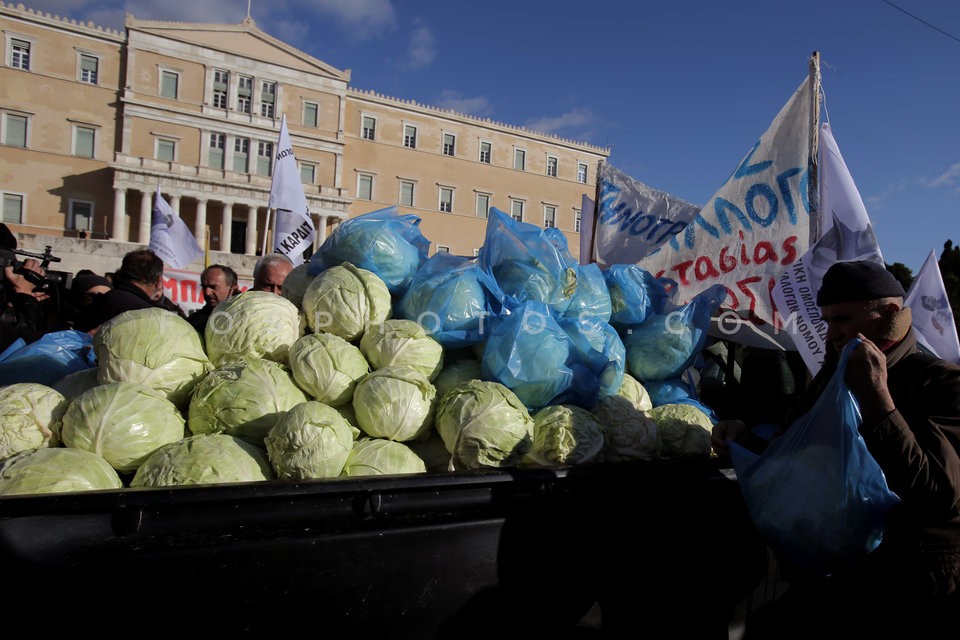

{"left": 0, "top": 206, "right": 723, "bottom": 495}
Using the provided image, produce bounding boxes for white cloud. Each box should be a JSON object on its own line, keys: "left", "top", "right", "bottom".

{"left": 311, "top": 0, "right": 396, "bottom": 41}
{"left": 926, "top": 163, "right": 960, "bottom": 188}
{"left": 437, "top": 90, "right": 492, "bottom": 117}
{"left": 401, "top": 23, "right": 435, "bottom": 69}
{"left": 524, "top": 108, "right": 596, "bottom": 136}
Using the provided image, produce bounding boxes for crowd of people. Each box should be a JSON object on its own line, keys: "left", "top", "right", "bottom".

{"left": 0, "top": 222, "right": 295, "bottom": 351}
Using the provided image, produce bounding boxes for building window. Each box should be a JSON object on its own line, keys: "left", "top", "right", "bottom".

{"left": 510, "top": 199, "right": 524, "bottom": 222}
{"left": 2, "top": 113, "right": 27, "bottom": 147}
{"left": 212, "top": 69, "right": 229, "bottom": 108}
{"left": 237, "top": 75, "right": 252, "bottom": 113}
{"left": 208, "top": 132, "right": 225, "bottom": 169}
{"left": 479, "top": 141, "right": 491, "bottom": 164}
{"left": 256, "top": 141, "right": 273, "bottom": 176}
{"left": 403, "top": 124, "right": 417, "bottom": 149}
{"left": 577, "top": 162, "right": 588, "bottom": 183}
{"left": 2, "top": 193, "right": 23, "bottom": 223}
{"left": 361, "top": 115, "right": 376, "bottom": 140}
{"left": 69, "top": 200, "right": 94, "bottom": 232}
{"left": 514, "top": 148, "right": 526, "bottom": 171}
{"left": 73, "top": 125, "right": 95, "bottom": 158}
{"left": 303, "top": 102, "right": 318, "bottom": 128}
{"left": 260, "top": 81, "right": 276, "bottom": 118}
{"left": 233, "top": 137, "right": 249, "bottom": 172}
{"left": 9, "top": 38, "right": 30, "bottom": 71}
{"left": 575, "top": 209, "right": 582, "bottom": 233}
{"left": 160, "top": 69, "right": 179, "bottom": 99}
{"left": 439, "top": 187, "right": 453, "bottom": 213}
{"left": 400, "top": 180, "right": 414, "bottom": 207}
{"left": 547, "top": 155, "right": 558, "bottom": 178}
{"left": 543, "top": 205, "right": 557, "bottom": 228}
{"left": 300, "top": 163, "right": 315, "bottom": 185}
{"left": 358, "top": 174, "right": 374, "bottom": 200}
{"left": 79, "top": 53, "right": 99, "bottom": 84}
{"left": 156, "top": 138, "right": 176, "bottom": 162}
{"left": 442, "top": 133, "right": 456, "bottom": 156}
{"left": 436, "top": 245, "right": 451, "bottom": 253}
{"left": 475, "top": 193, "right": 490, "bottom": 219}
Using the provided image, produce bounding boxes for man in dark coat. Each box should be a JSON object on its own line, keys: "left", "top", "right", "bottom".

{"left": 712, "top": 260, "right": 960, "bottom": 638}
{"left": 74, "top": 249, "right": 170, "bottom": 335}
{"left": 188, "top": 264, "right": 239, "bottom": 340}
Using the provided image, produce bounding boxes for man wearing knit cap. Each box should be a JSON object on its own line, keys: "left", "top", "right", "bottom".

{"left": 712, "top": 259, "right": 960, "bottom": 637}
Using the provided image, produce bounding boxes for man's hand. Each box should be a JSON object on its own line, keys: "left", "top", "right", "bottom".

{"left": 845, "top": 334, "right": 895, "bottom": 424}
{"left": 710, "top": 419, "right": 748, "bottom": 458}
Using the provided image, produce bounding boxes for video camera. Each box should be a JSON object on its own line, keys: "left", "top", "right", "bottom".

{"left": 0, "top": 245, "right": 64, "bottom": 293}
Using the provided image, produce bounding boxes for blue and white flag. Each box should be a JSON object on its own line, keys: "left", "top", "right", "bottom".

{"left": 149, "top": 185, "right": 203, "bottom": 269}
{"left": 268, "top": 114, "right": 314, "bottom": 266}
{"left": 591, "top": 161, "right": 700, "bottom": 268}
{"left": 771, "top": 122, "right": 885, "bottom": 375}
{"left": 906, "top": 250, "right": 960, "bottom": 364}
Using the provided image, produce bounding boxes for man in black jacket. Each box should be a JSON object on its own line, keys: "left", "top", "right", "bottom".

{"left": 74, "top": 249, "right": 172, "bottom": 335}
{"left": 188, "top": 264, "right": 239, "bottom": 340}
{"left": 0, "top": 223, "right": 52, "bottom": 350}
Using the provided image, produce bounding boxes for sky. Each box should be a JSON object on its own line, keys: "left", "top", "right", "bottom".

{"left": 21, "top": 0, "right": 960, "bottom": 273}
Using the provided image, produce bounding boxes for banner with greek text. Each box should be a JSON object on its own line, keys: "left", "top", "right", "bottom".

{"left": 638, "top": 75, "right": 818, "bottom": 332}
{"left": 149, "top": 186, "right": 203, "bottom": 270}
{"left": 771, "top": 122, "right": 884, "bottom": 375}
{"left": 592, "top": 162, "right": 700, "bottom": 268}
{"left": 268, "top": 114, "right": 314, "bottom": 266}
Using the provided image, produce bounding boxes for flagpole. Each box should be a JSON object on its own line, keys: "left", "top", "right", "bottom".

{"left": 808, "top": 50, "right": 822, "bottom": 242}
{"left": 588, "top": 159, "right": 603, "bottom": 264}
{"left": 261, "top": 207, "right": 272, "bottom": 256}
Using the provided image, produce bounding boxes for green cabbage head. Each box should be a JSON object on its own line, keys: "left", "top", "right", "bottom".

{"left": 433, "top": 358, "right": 482, "bottom": 399}
{"left": 359, "top": 319, "right": 444, "bottom": 381}
{"left": 0, "top": 448, "right": 122, "bottom": 495}
{"left": 591, "top": 394, "right": 659, "bottom": 462}
{"left": 434, "top": 379, "right": 534, "bottom": 469}
{"left": 302, "top": 263, "right": 391, "bottom": 341}
{"left": 280, "top": 262, "right": 316, "bottom": 310}
{"left": 614, "top": 373, "right": 653, "bottom": 412}
{"left": 52, "top": 367, "right": 102, "bottom": 401}
{"left": 341, "top": 437, "right": 427, "bottom": 477}
{"left": 352, "top": 364, "right": 437, "bottom": 442}
{"left": 0, "top": 382, "right": 68, "bottom": 460}
{"left": 648, "top": 402, "right": 714, "bottom": 459}
{"left": 94, "top": 307, "right": 212, "bottom": 407}
{"left": 288, "top": 332, "right": 369, "bottom": 406}
{"left": 188, "top": 358, "right": 308, "bottom": 445}
{"left": 525, "top": 404, "right": 604, "bottom": 467}
{"left": 265, "top": 401, "right": 360, "bottom": 479}
{"left": 130, "top": 433, "right": 274, "bottom": 487}
{"left": 204, "top": 290, "right": 305, "bottom": 367}
{"left": 61, "top": 381, "right": 186, "bottom": 473}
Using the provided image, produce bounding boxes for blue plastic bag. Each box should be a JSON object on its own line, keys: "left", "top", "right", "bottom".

{"left": 480, "top": 301, "right": 573, "bottom": 411}
{"left": 307, "top": 205, "right": 430, "bottom": 296}
{"left": 556, "top": 316, "right": 625, "bottom": 408}
{"left": 603, "top": 264, "right": 670, "bottom": 327}
{"left": 477, "top": 208, "right": 579, "bottom": 315}
{"left": 0, "top": 329, "right": 97, "bottom": 387}
{"left": 730, "top": 338, "right": 901, "bottom": 577}
{"left": 562, "top": 263, "right": 612, "bottom": 323}
{"left": 396, "top": 252, "right": 503, "bottom": 348}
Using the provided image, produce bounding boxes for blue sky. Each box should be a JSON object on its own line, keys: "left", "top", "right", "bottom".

{"left": 25, "top": 0, "right": 960, "bottom": 273}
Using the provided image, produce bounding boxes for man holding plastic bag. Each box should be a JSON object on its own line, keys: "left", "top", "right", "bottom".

{"left": 712, "top": 260, "right": 960, "bottom": 637}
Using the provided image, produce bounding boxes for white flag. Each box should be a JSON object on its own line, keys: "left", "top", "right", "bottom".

{"left": 771, "top": 122, "right": 886, "bottom": 375}
{"left": 593, "top": 161, "right": 700, "bottom": 268}
{"left": 149, "top": 185, "right": 203, "bottom": 269}
{"left": 638, "top": 73, "right": 818, "bottom": 333}
{"left": 268, "top": 114, "right": 314, "bottom": 266}
{"left": 906, "top": 250, "right": 960, "bottom": 364}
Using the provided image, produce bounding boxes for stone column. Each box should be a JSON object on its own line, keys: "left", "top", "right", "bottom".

{"left": 170, "top": 194, "right": 181, "bottom": 217}
{"left": 195, "top": 198, "right": 208, "bottom": 250}
{"left": 245, "top": 205, "right": 258, "bottom": 255}
{"left": 221, "top": 202, "right": 233, "bottom": 253}
{"left": 316, "top": 214, "right": 328, "bottom": 245}
{"left": 111, "top": 187, "right": 126, "bottom": 241}
{"left": 138, "top": 190, "right": 152, "bottom": 243}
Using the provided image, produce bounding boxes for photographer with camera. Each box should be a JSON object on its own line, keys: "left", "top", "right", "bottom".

{"left": 0, "top": 224, "right": 54, "bottom": 352}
